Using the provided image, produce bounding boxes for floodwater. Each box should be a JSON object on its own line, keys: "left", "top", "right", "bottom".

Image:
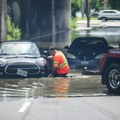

{"left": 1, "top": 21, "right": 119, "bottom": 101}
{"left": 0, "top": 74, "right": 108, "bottom": 101}
{"left": 73, "top": 24, "right": 120, "bottom": 47}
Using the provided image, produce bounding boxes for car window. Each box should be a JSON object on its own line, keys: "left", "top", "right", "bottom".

{"left": 68, "top": 38, "right": 108, "bottom": 55}
{"left": 103, "top": 11, "right": 116, "bottom": 13}
{"left": 0, "top": 42, "right": 40, "bottom": 55}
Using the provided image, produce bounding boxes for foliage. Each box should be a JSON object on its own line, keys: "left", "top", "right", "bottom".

{"left": 90, "top": 0, "right": 101, "bottom": 11}
{"left": 7, "top": 16, "right": 21, "bottom": 40}
{"left": 108, "top": 0, "right": 120, "bottom": 10}
{"left": 71, "top": 0, "right": 114, "bottom": 17}
{"left": 71, "top": 0, "right": 82, "bottom": 17}
{"left": 71, "top": 0, "right": 100, "bottom": 18}
{"left": 71, "top": 17, "right": 77, "bottom": 29}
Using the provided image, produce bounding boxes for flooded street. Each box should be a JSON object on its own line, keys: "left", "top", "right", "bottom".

{"left": 0, "top": 73, "right": 108, "bottom": 101}
{"left": 0, "top": 21, "right": 120, "bottom": 120}
{"left": 74, "top": 20, "right": 120, "bottom": 46}
{"left": 0, "top": 21, "right": 120, "bottom": 101}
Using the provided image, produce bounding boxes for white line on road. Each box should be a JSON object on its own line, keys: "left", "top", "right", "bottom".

{"left": 18, "top": 101, "right": 31, "bottom": 113}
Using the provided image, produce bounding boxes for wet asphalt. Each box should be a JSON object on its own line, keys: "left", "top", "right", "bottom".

{"left": 1, "top": 73, "right": 119, "bottom": 120}
{"left": 0, "top": 72, "right": 108, "bottom": 101}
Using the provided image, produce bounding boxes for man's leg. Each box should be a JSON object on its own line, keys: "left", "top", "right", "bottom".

{"left": 53, "top": 71, "right": 67, "bottom": 77}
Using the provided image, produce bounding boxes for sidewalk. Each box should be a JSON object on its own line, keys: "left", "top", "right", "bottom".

{"left": 75, "top": 20, "right": 120, "bottom": 30}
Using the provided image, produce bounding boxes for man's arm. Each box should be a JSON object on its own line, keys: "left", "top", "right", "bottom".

{"left": 48, "top": 67, "right": 57, "bottom": 77}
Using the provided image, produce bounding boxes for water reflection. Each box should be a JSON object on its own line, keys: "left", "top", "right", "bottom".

{"left": 0, "top": 75, "right": 108, "bottom": 101}
{"left": 73, "top": 27, "right": 120, "bottom": 46}
{"left": 53, "top": 78, "right": 70, "bottom": 95}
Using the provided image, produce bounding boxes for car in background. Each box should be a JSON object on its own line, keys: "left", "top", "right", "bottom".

{"left": 98, "top": 10, "right": 120, "bottom": 21}
{"left": 90, "top": 11, "right": 99, "bottom": 17}
{"left": 64, "top": 37, "right": 109, "bottom": 74}
{"left": 0, "top": 41, "right": 49, "bottom": 78}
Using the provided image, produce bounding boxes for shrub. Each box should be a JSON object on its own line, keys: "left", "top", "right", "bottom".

{"left": 71, "top": 17, "right": 77, "bottom": 29}
{"left": 7, "top": 16, "right": 21, "bottom": 40}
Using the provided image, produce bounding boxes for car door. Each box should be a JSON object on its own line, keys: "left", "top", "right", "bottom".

{"left": 109, "top": 11, "right": 119, "bottom": 19}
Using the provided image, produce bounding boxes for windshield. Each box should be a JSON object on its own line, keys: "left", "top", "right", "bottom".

{"left": 69, "top": 38, "right": 108, "bottom": 55}
{"left": 0, "top": 42, "right": 40, "bottom": 56}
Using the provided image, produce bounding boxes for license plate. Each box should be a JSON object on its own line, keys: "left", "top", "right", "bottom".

{"left": 17, "top": 69, "right": 28, "bottom": 77}
{"left": 81, "top": 61, "right": 89, "bottom": 65}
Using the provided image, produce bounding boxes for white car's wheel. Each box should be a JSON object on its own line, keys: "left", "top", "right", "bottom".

{"left": 101, "top": 17, "right": 107, "bottom": 21}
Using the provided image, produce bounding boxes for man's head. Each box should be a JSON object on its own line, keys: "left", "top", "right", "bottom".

{"left": 49, "top": 47, "right": 56, "bottom": 56}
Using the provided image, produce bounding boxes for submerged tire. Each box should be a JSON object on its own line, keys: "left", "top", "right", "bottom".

{"left": 104, "top": 63, "right": 120, "bottom": 94}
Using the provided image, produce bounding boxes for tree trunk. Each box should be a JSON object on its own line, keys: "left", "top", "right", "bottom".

{"left": 85, "top": 0, "right": 90, "bottom": 27}
{"left": 0, "top": 0, "right": 7, "bottom": 42}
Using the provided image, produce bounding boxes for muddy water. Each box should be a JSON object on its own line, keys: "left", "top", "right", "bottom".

{"left": 73, "top": 27, "right": 120, "bottom": 47}
{"left": 0, "top": 74, "right": 108, "bottom": 101}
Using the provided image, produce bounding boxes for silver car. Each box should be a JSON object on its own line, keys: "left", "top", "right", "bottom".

{"left": 98, "top": 10, "right": 120, "bottom": 21}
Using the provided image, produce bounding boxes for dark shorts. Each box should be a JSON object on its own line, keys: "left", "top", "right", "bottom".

{"left": 53, "top": 71, "right": 67, "bottom": 77}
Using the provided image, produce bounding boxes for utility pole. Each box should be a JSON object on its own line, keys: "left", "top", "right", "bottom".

{"left": 0, "top": 0, "right": 7, "bottom": 42}
{"left": 52, "top": 0, "right": 56, "bottom": 47}
{"left": 82, "top": 0, "right": 85, "bottom": 18}
{"left": 85, "top": 0, "right": 90, "bottom": 27}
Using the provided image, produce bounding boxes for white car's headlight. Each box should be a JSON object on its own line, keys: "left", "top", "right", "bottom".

{"left": 37, "top": 58, "right": 46, "bottom": 66}
{"left": 0, "top": 59, "right": 6, "bottom": 66}
{"left": 66, "top": 53, "right": 76, "bottom": 59}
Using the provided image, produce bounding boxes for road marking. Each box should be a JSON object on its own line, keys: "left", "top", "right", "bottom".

{"left": 18, "top": 101, "right": 31, "bottom": 113}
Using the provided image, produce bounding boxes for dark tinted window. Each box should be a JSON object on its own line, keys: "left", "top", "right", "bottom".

{"left": 103, "top": 11, "right": 116, "bottom": 13}
{"left": 68, "top": 37, "right": 108, "bottom": 55}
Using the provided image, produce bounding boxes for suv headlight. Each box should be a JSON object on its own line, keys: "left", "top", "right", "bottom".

{"left": 66, "top": 53, "right": 76, "bottom": 59}
{"left": 37, "top": 58, "right": 46, "bottom": 66}
{"left": 95, "top": 53, "right": 106, "bottom": 59}
{"left": 0, "top": 59, "right": 6, "bottom": 66}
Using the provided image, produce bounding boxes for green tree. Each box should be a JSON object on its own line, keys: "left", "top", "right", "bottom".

{"left": 7, "top": 16, "right": 21, "bottom": 40}
{"left": 71, "top": 0, "right": 102, "bottom": 17}
{"left": 108, "top": 0, "right": 120, "bottom": 10}
{"left": 90, "top": 0, "right": 100, "bottom": 11}
{"left": 71, "top": 0, "right": 82, "bottom": 17}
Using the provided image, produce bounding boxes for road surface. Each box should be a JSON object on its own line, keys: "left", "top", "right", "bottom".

{"left": 0, "top": 96, "right": 120, "bottom": 120}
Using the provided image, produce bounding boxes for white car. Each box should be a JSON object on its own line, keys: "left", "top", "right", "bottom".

{"left": 98, "top": 10, "right": 120, "bottom": 21}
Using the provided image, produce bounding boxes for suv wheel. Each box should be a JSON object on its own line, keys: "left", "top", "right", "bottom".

{"left": 104, "top": 63, "right": 120, "bottom": 94}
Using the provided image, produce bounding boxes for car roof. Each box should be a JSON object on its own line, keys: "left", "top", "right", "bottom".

{"left": 70, "top": 37, "right": 108, "bottom": 48}
{"left": 72, "top": 37, "right": 107, "bottom": 43}
{"left": 100, "top": 10, "right": 119, "bottom": 12}
{"left": 0, "top": 40, "right": 35, "bottom": 44}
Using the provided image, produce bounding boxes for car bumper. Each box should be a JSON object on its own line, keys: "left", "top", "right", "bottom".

{"left": 68, "top": 58, "right": 100, "bottom": 74}
{"left": 0, "top": 63, "right": 47, "bottom": 78}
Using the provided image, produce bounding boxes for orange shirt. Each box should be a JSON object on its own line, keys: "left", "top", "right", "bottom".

{"left": 53, "top": 51, "right": 70, "bottom": 74}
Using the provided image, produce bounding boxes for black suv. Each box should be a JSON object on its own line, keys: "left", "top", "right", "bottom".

{"left": 64, "top": 37, "right": 109, "bottom": 74}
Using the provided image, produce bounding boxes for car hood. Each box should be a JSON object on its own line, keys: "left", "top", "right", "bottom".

{"left": 0, "top": 54, "right": 40, "bottom": 58}
{"left": 66, "top": 37, "right": 108, "bottom": 60}
{"left": 0, "top": 55, "right": 40, "bottom": 64}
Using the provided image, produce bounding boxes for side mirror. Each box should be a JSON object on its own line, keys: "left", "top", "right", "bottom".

{"left": 108, "top": 46, "right": 114, "bottom": 49}
{"left": 43, "top": 50, "right": 49, "bottom": 56}
{"left": 64, "top": 46, "right": 69, "bottom": 49}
